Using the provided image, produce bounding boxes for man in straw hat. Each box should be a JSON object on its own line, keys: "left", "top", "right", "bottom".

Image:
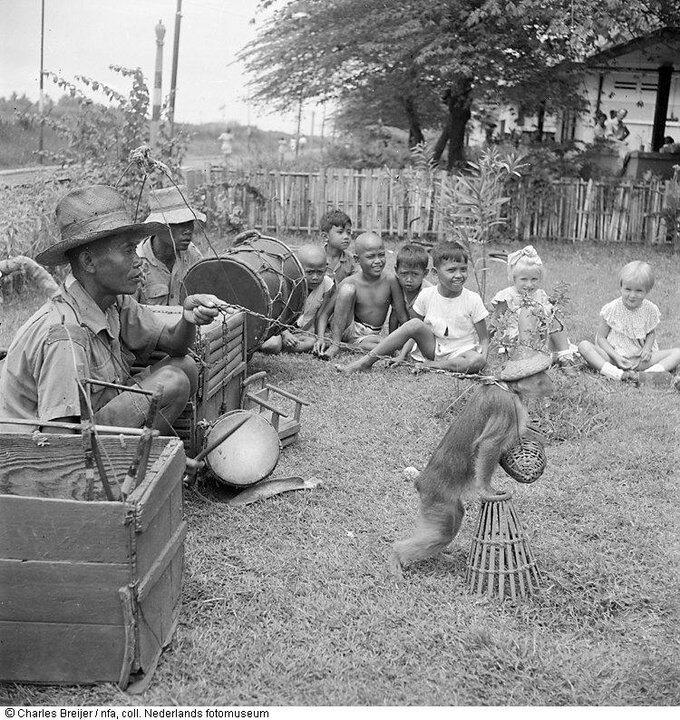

{"left": 0, "top": 184, "right": 224, "bottom": 434}
{"left": 136, "top": 184, "right": 205, "bottom": 305}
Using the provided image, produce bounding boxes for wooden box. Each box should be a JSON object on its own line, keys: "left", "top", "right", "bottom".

{"left": 145, "top": 305, "right": 247, "bottom": 455}
{"left": 0, "top": 432, "right": 186, "bottom": 689}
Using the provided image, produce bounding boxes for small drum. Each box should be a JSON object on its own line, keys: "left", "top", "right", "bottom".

{"left": 181, "top": 233, "right": 306, "bottom": 353}
{"left": 203, "top": 409, "right": 281, "bottom": 486}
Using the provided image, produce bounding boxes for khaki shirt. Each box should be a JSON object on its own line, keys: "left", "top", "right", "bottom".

{"left": 136, "top": 237, "right": 203, "bottom": 305}
{"left": 0, "top": 275, "right": 164, "bottom": 424}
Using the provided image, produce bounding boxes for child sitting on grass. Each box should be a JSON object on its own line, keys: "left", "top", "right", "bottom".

{"left": 261, "top": 244, "right": 333, "bottom": 354}
{"left": 488, "top": 245, "right": 577, "bottom": 370}
{"left": 316, "top": 232, "right": 408, "bottom": 360}
{"left": 319, "top": 209, "right": 355, "bottom": 286}
{"left": 388, "top": 243, "right": 433, "bottom": 334}
{"left": 336, "top": 241, "right": 488, "bottom": 373}
{"left": 578, "top": 260, "right": 680, "bottom": 383}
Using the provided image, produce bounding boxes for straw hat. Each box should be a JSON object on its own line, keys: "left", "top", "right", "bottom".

{"left": 499, "top": 348, "right": 552, "bottom": 381}
{"left": 36, "top": 185, "right": 165, "bottom": 266}
{"left": 145, "top": 185, "right": 206, "bottom": 225}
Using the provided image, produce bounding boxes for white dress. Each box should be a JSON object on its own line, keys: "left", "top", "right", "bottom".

{"left": 599, "top": 297, "right": 660, "bottom": 361}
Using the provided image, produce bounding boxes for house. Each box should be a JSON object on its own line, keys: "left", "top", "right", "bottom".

{"left": 466, "top": 27, "right": 680, "bottom": 169}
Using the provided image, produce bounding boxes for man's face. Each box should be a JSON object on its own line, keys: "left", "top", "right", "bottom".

{"left": 159, "top": 221, "right": 195, "bottom": 253}
{"left": 89, "top": 233, "right": 143, "bottom": 295}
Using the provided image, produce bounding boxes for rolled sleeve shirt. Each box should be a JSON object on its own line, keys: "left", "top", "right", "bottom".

{"left": 0, "top": 274, "right": 164, "bottom": 423}
{"left": 136, "top": 237, "right": 203, "bottom": 306}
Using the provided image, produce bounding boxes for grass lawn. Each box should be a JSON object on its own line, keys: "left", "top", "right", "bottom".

{"left": 1, "top": 240, "right": 679, "bottom": 706}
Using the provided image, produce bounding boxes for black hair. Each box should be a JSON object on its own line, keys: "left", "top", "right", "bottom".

{"left": 319, "top": 209, "right": 352, "bottom": 234}
{"left": 396, "top": 243, "right": 429, "bottom": 271}
{"left": 431, "top": 241, "right": 468, "bottom": 268}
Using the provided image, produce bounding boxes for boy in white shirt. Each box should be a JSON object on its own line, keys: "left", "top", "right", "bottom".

{"left": 336, "top": 241, "right": 488, "bottom": 373}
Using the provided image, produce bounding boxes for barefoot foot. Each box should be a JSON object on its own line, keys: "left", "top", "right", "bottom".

{"left": 334, "top": 358, "right": 374, "bottom": 373}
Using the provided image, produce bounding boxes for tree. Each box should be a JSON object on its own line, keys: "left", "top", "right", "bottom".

{"left": 243, "top": 0, "right": 669, "bottom": 168}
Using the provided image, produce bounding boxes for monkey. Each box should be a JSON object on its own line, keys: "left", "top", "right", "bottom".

{"left": 389, "top": 370, "right": 554, "bottom": 579}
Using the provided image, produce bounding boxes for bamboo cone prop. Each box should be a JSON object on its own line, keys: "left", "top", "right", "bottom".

{"left": 466, "top": 492, "right": 542, "bottom": 600}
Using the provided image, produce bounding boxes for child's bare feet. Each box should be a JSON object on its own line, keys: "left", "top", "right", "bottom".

{"left": 335, "top": 357, "right": 373, "bottom": 373}
{"left": 621, "top": 370, "right": 639, "bottom": 384}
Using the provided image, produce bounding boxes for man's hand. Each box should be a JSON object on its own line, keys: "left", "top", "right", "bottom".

{"left": 182, "top": 294, "right": 225, "bottom": 325}
{"left": 281, "top": 330, "right": 299, "bottom": 350}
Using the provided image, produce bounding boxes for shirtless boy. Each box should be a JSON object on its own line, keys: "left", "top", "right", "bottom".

{"left": 317, "top": 232, "right": 408, "bottom": 360}
{"left": 336, "top": 241, "right": 488, "bottom": 374}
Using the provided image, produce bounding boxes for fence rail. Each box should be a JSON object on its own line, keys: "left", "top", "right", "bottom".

{"left": 183, "top": 165, "right": 677, "bottom": 245}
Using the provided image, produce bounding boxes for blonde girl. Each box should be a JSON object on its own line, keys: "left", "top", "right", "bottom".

{"left": 489, "top": 245, "right": 576, "bottom": 366}
{"left": 578, "top": 261, "right": 680, "bottom": 382}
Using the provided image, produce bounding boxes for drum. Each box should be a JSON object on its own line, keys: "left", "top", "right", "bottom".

{"left": 181, "top": 233, "right": 307, "bottom": 353}
{"left": 203, "top": 409, "right": 281, "bottom": 487}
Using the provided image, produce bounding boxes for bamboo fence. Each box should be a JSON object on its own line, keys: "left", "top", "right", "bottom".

{"left": 183, "top": 165, "right": 676, "bottom": 245}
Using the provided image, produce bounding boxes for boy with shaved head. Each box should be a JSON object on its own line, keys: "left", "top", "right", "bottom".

{"left": 316, "top": 232, "right": 408, "bottom": 359}
{"left": 261, "top": 243, "right": 333, "bottom": 354}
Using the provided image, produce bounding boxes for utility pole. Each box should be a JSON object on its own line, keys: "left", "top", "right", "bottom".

{"left": 150, "top": 19, "right": 165, "bottom": 149}
{"left": 38, "top": 0, "right": 45, "bottom": 164}
{"left": 168, "top": 0, "right": 183, "bottom": 135}
{"left": 295, "top": 92, "right": 303, "bottom": 159}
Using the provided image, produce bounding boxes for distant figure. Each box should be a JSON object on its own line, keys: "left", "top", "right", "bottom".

{"left": 604, "top": 110, "right": 618, "bottom": 138}
{"left": 278, "top": 137, "right": 288, "bottom": 166}
{"left": 218, "top": 128, "right": 234, "bottom": 166}
{"left": 593, "top": 110, "right": 607, "bottom": 142}
{"left": 659, "top": 136, "right": 680, "bottom": 154}
{"left": 613, "top": 109, "right": 630, "bottom": 142}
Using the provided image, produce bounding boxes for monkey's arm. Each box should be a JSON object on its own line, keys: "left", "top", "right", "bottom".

{"left": 472, "top": 407, "right": 518, "bottom": 493}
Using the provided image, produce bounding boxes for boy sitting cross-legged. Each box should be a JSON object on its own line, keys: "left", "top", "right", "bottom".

{"left": 261, "top": 244, "right": 333, "bottom": 354}
{"left": 388, "top": 243, "right": 433, "bottom": 334}
{"left": 336, "top": 241, "right": 489, "bottom": 374}
{"left": 316, "top": 232, "right": 409, "bottom": 360}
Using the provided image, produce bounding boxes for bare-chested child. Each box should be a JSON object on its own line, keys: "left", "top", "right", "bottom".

{"left": 316, "top": 232, "right": 408, "bottom": 360}
{"left": 336, "top": 241, "right": 488, "bottom": 374}
{"left": 261, "top": 244, "right": 332, "bottom": 354}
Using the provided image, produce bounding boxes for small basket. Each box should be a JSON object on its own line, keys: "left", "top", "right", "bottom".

{"left": 499, "top": 439, "right": 546, "bottom": 484}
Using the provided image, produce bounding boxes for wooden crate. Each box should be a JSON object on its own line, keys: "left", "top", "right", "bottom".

{"left": 0, "top": 432, "right": 186, "bottom": 689}
{"left": 145, "top": 305, "right": 247, "bottom": 455}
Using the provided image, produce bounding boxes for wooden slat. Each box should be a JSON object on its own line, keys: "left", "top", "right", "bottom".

{"left": 0, "top": 432, "right": 167, "bottom": 501}
{"left": 0, "top": 620, "right": 126, "bottom": 684}
{"left": 0, "top": 494, "right": 129, "bottom": 563}
{"left": 0, "top": 558, "right": 129, "bottom": 624}
{"left": 130, "top": 438, "right": 185, "bottom": 533}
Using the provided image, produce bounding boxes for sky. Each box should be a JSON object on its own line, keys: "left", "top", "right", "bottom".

{"left": 0, "top": 0, "right": 316, "bottom": 133}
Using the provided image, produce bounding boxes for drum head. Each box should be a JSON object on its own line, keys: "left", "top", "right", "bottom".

{"left": 205, "top": 410, "right": 280, "bottom": 486}
{"left": 182, "top": 258, "right": 271, "bottom": 351}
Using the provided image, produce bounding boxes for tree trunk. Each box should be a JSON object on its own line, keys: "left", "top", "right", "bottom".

{"left": 535, "top": 101, "right": 546, "bottom": 143}
{"left": 430, "top": 80, "right": 473, "bottom": 170}
{"left": 402, "top": 95, "right": 424, "bottom": 147}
